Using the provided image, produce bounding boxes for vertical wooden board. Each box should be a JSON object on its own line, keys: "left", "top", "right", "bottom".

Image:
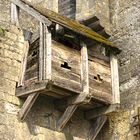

{"left": 39, "top": 22, "right": 52, "bottom": 80}
{"left": 18, "top": 41, "right": 29, "bottom": 86}
{"left": 11, "top": 3, "right": 19, "bottom": 26}
{"left": 80, "top": 41, "right": 89, "bottom": 94}
{"left": 110, "top": 54, "right": 120, "bottom": 104}
{"left": 39, "top": 22, "right": 44, "bottom": 80}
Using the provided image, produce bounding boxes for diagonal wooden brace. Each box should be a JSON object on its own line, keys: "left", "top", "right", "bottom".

{"left": 18, "top": 92, "right": 39, "bottom": 121}
{"left": 88, "top": 116, "right": 107, "bottom": 140}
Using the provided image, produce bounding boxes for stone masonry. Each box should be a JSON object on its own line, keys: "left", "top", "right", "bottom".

{"left": 0, "top": 0, "right": 140, "bottom": 140}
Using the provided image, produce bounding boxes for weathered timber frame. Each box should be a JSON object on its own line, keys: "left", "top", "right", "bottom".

{"left": 11, "top": 0, "right": 120, "bottom": 135}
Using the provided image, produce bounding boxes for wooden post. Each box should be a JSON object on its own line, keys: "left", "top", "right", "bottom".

{"left": 39, "top": 22, "right": 52, "bottom": 81}
{"left": 11, "top": 3, "right": 19, "bottom": 26}
{"left": 81, "top": 41, "right": 89, "bottom": 95}
{"left": 110, "top": 54, "right": 120, "bottom": 104}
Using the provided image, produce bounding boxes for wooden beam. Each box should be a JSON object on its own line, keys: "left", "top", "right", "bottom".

{"left": 18, "top": 41, "right": 29, "bottom": 87}
{"left": 16, "top": 81, "right": 49, "bottom": 97}
{"left": 18, "top": 92, "right": 39, "bottom": 121}
{"left": 12, "top": 0, "right": 120, "bottom": 50}
{"left": 56, "top": 42, "right": 89, "bottom": 131}
{"left": 85, "top": 104, "right": 120, "bottom": 120}
{"left": 56, "top": 105, "right": 77, "bottom": 131}
{"left": 11, "top": 3, "right": 19, "bottom": 26}
{"left": 88, "top": 116, "right": 107, "bottom": 140}
{"left": 110, "top": 54, "right": 120, "bottom": 104}
{"left": 39, "top": 22, "right": 52, "bottom": 80}
{"left": 11, "top": 0, "right": 51, "bottom": 25}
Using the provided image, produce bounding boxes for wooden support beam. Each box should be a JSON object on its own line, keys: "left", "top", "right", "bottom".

{"left": 110, "top": 54, "right": 120, "bottom": 104}
{"left": 11, "top": 0, "right": 51, "bottom": 25}
{"left": 39, "top": 22, "right": 52, "bottom": 80}
{"left": 88, "top": 116, "right": 107, "bottom": 140}
{"left": 18, "top": 92, "right": 39, "bottom": 121}
{"left": 56, "top": 105, "right": 77, "bottom": 131}
{"left": 11, "top": 3, "right": 19, "bottom": 26}
{"left": 18, "top": 41, "right": 29, "bottom": 87}
{"left": 85, "top": 104, "right": 120, "bottom": 120}
{"left": 56, "top": 41, "right": 89, "bottom": 131}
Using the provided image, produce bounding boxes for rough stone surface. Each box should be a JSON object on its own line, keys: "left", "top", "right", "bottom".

{"left": 99, "top": 0, "right": 140, "bottom": 140}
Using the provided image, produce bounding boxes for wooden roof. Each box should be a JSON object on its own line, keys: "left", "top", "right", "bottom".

{"left": 12, "top": 0, "right": 121, "bottom": 53}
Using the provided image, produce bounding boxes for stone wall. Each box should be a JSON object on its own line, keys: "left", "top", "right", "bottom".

{"left": 76, "top": 0, "right": 110, "bottom": 31}
{"left": 1, "top": 0, "right": 140, "bottom": 140}
{"left": 99, "top": 0, "right": 140, "bottom": 140}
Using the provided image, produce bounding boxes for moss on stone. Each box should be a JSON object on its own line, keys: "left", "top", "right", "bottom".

{"left": 0, "top": 27, "right": 5, "bottom": 36}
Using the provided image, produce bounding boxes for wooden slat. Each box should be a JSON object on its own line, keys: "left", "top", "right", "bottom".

{"left": 11, "top": 3, "right": 19, "bottom": 26}
{"left": 12, "top": 0, "right": 120, "bottom": 50}
{"left": 18, "top": 41, "right": 29, "bottom": 86}
{"left": 110, "top": 54, "right": 120, "bottom": 104}
{"left": 18, "top": 92, "right": 39, "bottom": 121}
{"left": 88, "top": 116, "right": 107, "bottom": 140}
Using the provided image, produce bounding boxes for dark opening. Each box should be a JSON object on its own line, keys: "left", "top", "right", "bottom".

{"left": 61, "top": 62, "right": 71, "bottom": 70}
{"left": 32, "top": 50, "right": 37, "bottom": 57}
{"left": 94, "top": 74, "right": 103, "bottom": 81}
{"left": 94, "top": 76, "right": 97, "bottom": 80}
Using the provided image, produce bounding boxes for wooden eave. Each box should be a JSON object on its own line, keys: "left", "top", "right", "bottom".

{"left": 12, "top": 0, "right": 121, "bottom": 53}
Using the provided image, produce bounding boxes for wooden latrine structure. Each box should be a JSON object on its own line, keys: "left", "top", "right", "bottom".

{"left": 11, "top": 0, "right": 121, "bottom": 138}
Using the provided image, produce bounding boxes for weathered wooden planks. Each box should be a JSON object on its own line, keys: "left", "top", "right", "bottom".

{"left": 56, "top": 41, "right": 89, "bottom": 131}
{"left": 22, "top": 39, "right": 112, "bottom": 103}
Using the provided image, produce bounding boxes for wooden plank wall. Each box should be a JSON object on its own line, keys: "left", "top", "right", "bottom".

{"left": 24, "top": 39, "right": 112, "bottom": 102}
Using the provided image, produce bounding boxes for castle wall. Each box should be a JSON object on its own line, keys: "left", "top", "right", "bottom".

{"left": 100, "top": 0, "right": 140, "bottom": 139}
{"left": 0, "top": 0, "right": 140, "bottom": 140}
